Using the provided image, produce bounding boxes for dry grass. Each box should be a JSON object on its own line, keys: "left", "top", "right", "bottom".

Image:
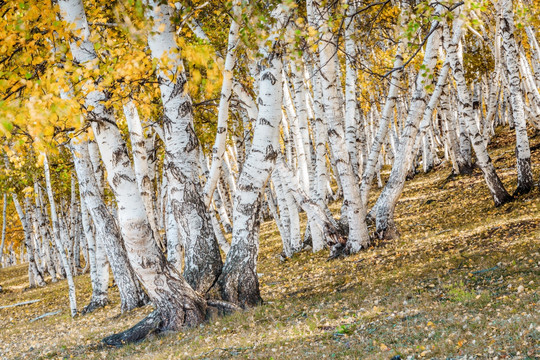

{"left": 0, "top": 128, "right": 539, "bottom": 359}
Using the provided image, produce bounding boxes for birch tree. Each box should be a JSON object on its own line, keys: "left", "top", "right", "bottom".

{"left": 145, "top": 0, "right": 222, "bottom": 293}
{"left": 216, "top": 4, "right": 289, "bottom": 306}
{"left": 58, "top": 0, "right": 213, "bottom": 343}
{"left": 500, "top": 0, "right": 534, "bottom": 194}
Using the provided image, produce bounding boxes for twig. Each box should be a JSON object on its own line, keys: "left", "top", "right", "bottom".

{"left": 0, "top": 299, "right": 42, "bottom": 309}
{"left": 435, "top": 229, "right": 452, "bottom": 235}
{"left": 472, "top": 266, "right": 499, "bottom": 275}
{"left": 30, "top": 310, "right": 61, "bottom": 322}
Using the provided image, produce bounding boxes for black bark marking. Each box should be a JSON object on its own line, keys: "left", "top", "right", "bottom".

{"left": 112, "top": 147, "right": 126, "bottom": 167}
{"left": 327, "top": 128, "right": 340, "bottom": 138}
{"left": 259, "top": 118, "right": 272, "bottom": 126}
{"left": 163, "top": 114, "right": 173, "bottom": 133}
{"left": 261, "top": 71, "right": 277, "bottom": 85}
{"left": 216, "top": 126, "right": 226, "bottom": 134}
{"left": 178, "top": 100, "right": 193, "bottom": 119}
{"left": 264, "top": 145, "right": 277, "bottom": 161}
{"left": 112, "top": 173, "right": 135, "bottom": 188}
{"left": 184, "top": 124, "right": 199, "bottom": 153}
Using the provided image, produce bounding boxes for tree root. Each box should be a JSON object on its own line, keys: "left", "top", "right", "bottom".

{"left": 206, "top": 299, "right": 242, "bottom": 315}
{"left": 102, "top": 310, "right": 162, "bottom": 347}
{"left": 328, "top": 243, "right": 348, "bottom": 260}
{"left": 81, "top": 298, "right": 109, "bottom": 315}
{"left": 102, "top": 298, "right": 242, "bottom": 347}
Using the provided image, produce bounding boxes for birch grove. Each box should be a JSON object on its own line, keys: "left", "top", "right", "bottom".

{"left": 0, "top": 0, "right": 538, "bottom": 346}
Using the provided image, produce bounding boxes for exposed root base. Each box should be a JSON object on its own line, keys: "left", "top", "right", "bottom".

{"left": 206, "top": 299, "right": 241, "bottom": 317}
{"left": 494, "top": 193, "right": 513, "bottom": 207}
{"left": 329, "top": 243, "right": 348, "bottom": 259}
{"left": 82, "top": 298, "right": 109, "bottom": 315}
{"left": 513, "top": 183, "right": 533, "bottom": 196}
{"left": 458, "top": 164, "right": 474, "bottom": 175}
{"left": 375, "top": 224, "right": 400, "bottom": 241}
{"left": 102, "top": 310, "right": 162, "bottom": 347}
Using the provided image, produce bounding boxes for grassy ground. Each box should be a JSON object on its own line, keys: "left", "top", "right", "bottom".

{"left": 0, "top": 128, "right": 539, "bottom": 360}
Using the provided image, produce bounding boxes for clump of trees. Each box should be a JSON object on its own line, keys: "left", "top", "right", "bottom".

{"left": 0, "top": 0, "right": 538, "bottom": 345}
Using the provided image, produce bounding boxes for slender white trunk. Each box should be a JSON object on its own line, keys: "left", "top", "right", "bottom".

{"left": 308, "top": 0, "right": 370, "bottom": 252}
{"left": 360, "top": 7, "right": 409, "bottom": 206}
{"left": 275, "top": 156, "right": 345, "bottom": 256}
{"left": 33, "top": 184, "right": 57, "bottom": 281}
{"left": 309, "top": 66, "right": 330, "bottom": 207}
{"left": 443, "top": 17, "right": 512, "bottom": 205}
{"left": 18, "top": 195, "right": 46, "bottom": 287}
{"left": 500, "top": 0, "right": 533, "bottom": 194}
{"left": 124, "top": 101, "right": 164, "bottom": 250}
{"left": 283, "top": 75, "right": 310, "bottom": 193}
{"left": 344, "top": 4, "right": 360, "bottom": 179}
{"left": 80, "top": 199, "right": 109, "bottom": 312}
{"left": 203, "top": 0, "right": 241, "bottom": 206}
{"left": 289, "top": 62, "right": 316, "bottom": 188}
{"left": 271, "top": 170, "right": 293, "bottom": 258}
{"left": 42, "top": 155, "right": 77, "bottom": 316}
{"left": 217, "top": 5, "right": 288, "bottom": 306}
{"left": 371, "top": 11, "right": 442, "bottom": 239}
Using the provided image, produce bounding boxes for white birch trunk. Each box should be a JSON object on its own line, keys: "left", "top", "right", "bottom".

{"left": 308, "top": 0, "right": 370, "bottom": 252}
{"left": 217, "top": 5, "right": 288, "bottom": 306}
{"left": 145, "top": 0, "right": 222, "bottom": 293}
{"left": 443, "top": 17, "right": 512, "bottom": 205}
{"left": 344, "top": 4, "right": 360, "bottom": 179}
{"left": 271, "top": 171, "right": 292, "bottom": 258}
{"left": 80, "top": 199, "right": 110, "bottom": 313}
{"left": 360, "top": 8, "right": 409, "bottom": 206}
{"left": 203, "top": 0, "right": 241, "bottom": 206}
{"left": 275, "top": 156, "right": 346, "bottom": 256}
{"left": 499, "top": 0, "right": 533, "bottom": 193}
{"left": 33, "top": 184, "right": 57, "bottom": 281}
{"left": 42, "top": 155, "right": 77, "bottom": 316}
{"left": 71, "top": 133, "right": 148, "bottom": 312}
{"left": 371, "top": 11, "right": 442, "bottom": 239}
{"left": 59, "top": 0, "right": 206, "bottom": 334}
{"left": 124, "top": 101, "right": 164, "bottom": 250}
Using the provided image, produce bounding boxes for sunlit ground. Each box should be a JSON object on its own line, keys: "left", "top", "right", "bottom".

{"left": 0, "top": 128, "right": 539, "bottom": 359}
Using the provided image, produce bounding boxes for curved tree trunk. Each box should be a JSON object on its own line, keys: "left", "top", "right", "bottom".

{"left": 216, "top": 5, "right": 288, "bottom": 306}
{"left": 203, "top": 0, "right": 241, "bottom": 206}
{"left": 58, "top": 0, "right": 208, "bottom": 341}
{"left": 145, "top": 0, "right": 222, "bottom": 294}
{"left": 71, "top": 133, "right": 148, "bottom": 312}
{"left": 359, "top": 6, "right": 409, "bottom": 206}
{"left": 442, "top": 17, "right": 512, "bottom": 206}
{"left": 41, "top": 156, "right": 77, "bottom": 316}
{"left": 371, "top": 9, "right": 443, "bottom": 240}
{"left": 308, "top": 0, "right": 370, "bottom": 252}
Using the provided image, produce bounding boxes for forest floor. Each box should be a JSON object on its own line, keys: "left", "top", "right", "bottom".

{"left": 0, "top": 128, "right": 539, "bottom": 360}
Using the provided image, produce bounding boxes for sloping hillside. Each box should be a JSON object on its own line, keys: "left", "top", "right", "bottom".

{"left": 0, "top": 128, "right": 539, "bottom": 359}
